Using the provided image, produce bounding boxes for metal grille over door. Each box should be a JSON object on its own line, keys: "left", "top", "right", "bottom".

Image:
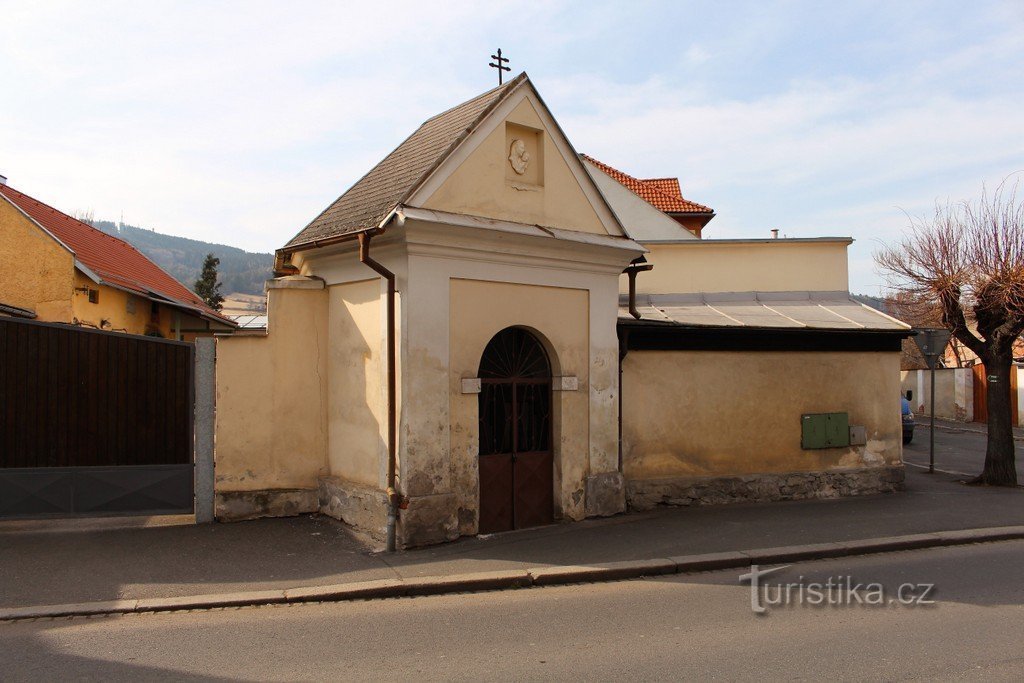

{"left": 478, "top": 327, "right": 553, "bottom": 534}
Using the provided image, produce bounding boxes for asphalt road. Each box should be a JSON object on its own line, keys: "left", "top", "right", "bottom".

{"left": 3, "top": 540, "right": 1024, "bottom": 681}
{"left": 903, "top": 422, "right": 1024, "bottom": 479}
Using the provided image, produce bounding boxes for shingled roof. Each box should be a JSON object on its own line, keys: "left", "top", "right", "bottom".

{"left": 580, "top": 154, "right": 714, "bottom": 215}
{"left": 0, "top": 183, "right": 235, "bottom": 326}
{"left": 285, "top": 73, "right": 529, "bottom": 249}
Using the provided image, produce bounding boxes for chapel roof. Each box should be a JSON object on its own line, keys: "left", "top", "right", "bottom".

{"left": 580, "top": 154, "right": 714, "bottom": 215}
{"left": 0, "top": 183, "right": 235, "bottom": 326}
{"left": 285, "top": 73, "right": 530, "bottom": 249}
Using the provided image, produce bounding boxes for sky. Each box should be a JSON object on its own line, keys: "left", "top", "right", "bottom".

{"left": 1, "top": 1, "right": 1022, "bottom": 295}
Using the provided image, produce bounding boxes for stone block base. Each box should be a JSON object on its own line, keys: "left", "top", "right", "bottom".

{"left": 399, "top": 493, "right": 459, "bottom": 548}
{"left": 627, "top": 466, "right": 905, "bottom": 511}
{"left": 585, "top": 471, "right": 626, "bottom": 517}
{"left": 318, "top": 476, "right": 389, "bottom": 541}
{"left": 215, "top": 488, "right": 319, "bottom": 521}
{"left": 319, "top": 478, "right": 460, "bottom": 548}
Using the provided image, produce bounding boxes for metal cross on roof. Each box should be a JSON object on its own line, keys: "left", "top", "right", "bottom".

{"left": 489, "top": 48, "right": 510, "bottom": 85}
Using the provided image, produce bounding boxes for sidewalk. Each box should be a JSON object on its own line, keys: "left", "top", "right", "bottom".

{"left": 919, "top": 417, "right": 1024, "bottom": 441}
{"left": 1, "top": 467, "right": 1022, "bottom": 615}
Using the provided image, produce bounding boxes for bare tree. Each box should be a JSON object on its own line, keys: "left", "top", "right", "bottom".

{"left": 876, "top": 181, "right": 1024, "bottom": 486}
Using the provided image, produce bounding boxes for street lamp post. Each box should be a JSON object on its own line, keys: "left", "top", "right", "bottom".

{"left": 912, "top": 328, "right": 953, "bottom": 474}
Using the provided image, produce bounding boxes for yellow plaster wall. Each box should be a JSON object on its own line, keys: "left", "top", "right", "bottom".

{"left": 448, "top": 279, "right": 591, "bottom": 532}
{"left": 0, "top": 197, "right": 75, "bottom": 320}
{"left": 422, "top": 98, "right": 609, "bottom": 235}
{"left": 622, "top": 351, "right": 902, "bottom": 480}
{"left": 215, "top": 284, "right": 329, "bottom": 492}
{"left": 70, "top": 272, "right": 174, "bottom": 337}
{"left": 628, "top": 241, "right": 851, "bottom": 294}
{"left": 327, "top": 279, "right": 385, "bottom": 487}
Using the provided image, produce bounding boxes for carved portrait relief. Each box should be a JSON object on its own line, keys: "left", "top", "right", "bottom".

{"left": 508, "top": 138, "right": 530, "bottom": 175}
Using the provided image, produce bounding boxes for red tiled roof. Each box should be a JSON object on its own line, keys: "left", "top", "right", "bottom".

{"left": 0, "top": 183, "right": 234, "bottom": 325}
{"left": 581, "top": 154, "right": 713, "bottom": 214}
{"left": 641, "top": 177, "right": 683, "bottom": 199}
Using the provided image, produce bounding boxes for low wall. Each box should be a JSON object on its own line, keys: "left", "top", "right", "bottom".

{"left": 623, "top": 350, "right": 903, "bottom": 477}
{"left": 900, "top": 368, "right": 973, "bottom": 422}
{"left": 213, "top": 277, "right": 329, "bottom": 519}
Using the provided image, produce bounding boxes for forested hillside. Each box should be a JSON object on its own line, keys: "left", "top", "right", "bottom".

{"left": 90, "top": 220, "right": 273, "bottom": 296}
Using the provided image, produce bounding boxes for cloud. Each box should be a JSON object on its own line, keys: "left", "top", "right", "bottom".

{"left": 684, "top": 44, "right": 711, "bottom": 65}
{"left": 0, "top": 0, "right": 1020, "bottom": 297}
{"left": 547, "top": 25, "right": 1024, "bottom": 293}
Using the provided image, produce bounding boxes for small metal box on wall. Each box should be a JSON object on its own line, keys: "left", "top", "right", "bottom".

{"left": 801, "top": 412, "right": 850, "bottom": 449}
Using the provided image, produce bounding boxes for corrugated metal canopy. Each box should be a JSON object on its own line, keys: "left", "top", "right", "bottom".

{"left": 621, "top": 291, "right": 910, "bottom": 331}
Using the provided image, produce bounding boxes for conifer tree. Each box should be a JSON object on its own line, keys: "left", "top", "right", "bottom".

{"left": 195, "top": 253, "right": 225, "bottom": 311}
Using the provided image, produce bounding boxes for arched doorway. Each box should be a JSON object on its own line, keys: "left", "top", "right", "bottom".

{"left": 477, "top": 327, "right": 554, "bottom": 534}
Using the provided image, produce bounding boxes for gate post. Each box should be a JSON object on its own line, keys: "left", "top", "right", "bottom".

{"left": 194, "top": 337, "right": 216, "bottom": 523}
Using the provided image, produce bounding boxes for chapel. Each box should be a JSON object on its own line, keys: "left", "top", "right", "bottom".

{"left": 212, "top": 74, "right": 911, "bottom": 548}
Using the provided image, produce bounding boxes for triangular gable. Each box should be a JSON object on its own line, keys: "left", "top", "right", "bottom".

{"left": 409, "top": 79, "right": 625, "bottom": 237}
{"left": 285, "top": 75, "right": 528, "bottom": 249}
{"left": 285, "top": 74, "right": 626, "bottom": 249}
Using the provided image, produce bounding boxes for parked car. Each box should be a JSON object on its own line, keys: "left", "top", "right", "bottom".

{"left": 901, "top": 392, "right": 915, "bottom": 444}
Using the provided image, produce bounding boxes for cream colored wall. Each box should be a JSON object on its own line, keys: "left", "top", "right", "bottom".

{"left": 0, "top": 197, "right": 75, "bottom": 320}
{"left": 387, "top": 220, "right": 628, "bottom": 539}
{"left": 900, "top": 368, "right": 967, "bottom": 420}
{"left": 448, "top": 279, "right": 591, "bottom": 530}
{"left": 622, "top": 351, "right": 902, "bottom": 480}
{"left": 327, "top": 279, "right": 386, "bottom": 487}
{"left": 215, "top": 282, "right": 329, "bottom": 493}
{"left": 628, "top": 240, "right": 851, "bottom": 294}
{"left": 421, "top": 97, "right": 610, "bottom": 235}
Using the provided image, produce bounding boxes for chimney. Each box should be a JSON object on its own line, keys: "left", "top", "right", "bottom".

{"left": 0, "top": 174, "right": 7, "bottom": 186}
{"left": 770, "top": 229, "right": 779, "bottom": 239}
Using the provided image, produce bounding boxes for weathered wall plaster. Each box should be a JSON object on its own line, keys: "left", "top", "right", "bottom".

{"left": 327, "top": 279, "right": 387, "bottom": 487}
{"left": 622, "top": 350, "right": 903, "bottom": 483}
{"left": 214, "top": 278, "right": 329, "bottom": 506}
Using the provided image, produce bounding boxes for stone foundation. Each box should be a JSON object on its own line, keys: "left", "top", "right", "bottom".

{"left": 626, "top": 466, "right": 905, "bottom": 511}
{"left": 215, "top": 488, "right": 319, "bottom": 521}
{"left": 585, "top": 471, "right": 626, "bottom": 517}
{"left": 318, "top": 477, "right": 460, "bottom": 548}
{"left": 398, "top": 493, "right": 460, "bottom": 548}
{"left": 318, "top": 476, "right": 389, "bottom": 541}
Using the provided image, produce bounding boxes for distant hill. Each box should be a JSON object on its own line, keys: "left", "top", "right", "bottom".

{"left": 90, "top": 220, "right": 274, "bottom": 297}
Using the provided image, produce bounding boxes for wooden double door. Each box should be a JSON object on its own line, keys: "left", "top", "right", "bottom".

{"left": 477, "top": 327, "right": 554, "bottom": 534}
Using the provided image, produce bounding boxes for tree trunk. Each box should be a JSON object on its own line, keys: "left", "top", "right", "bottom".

{"left": 977, "top": 349, "right": 1017, "bottom": 486}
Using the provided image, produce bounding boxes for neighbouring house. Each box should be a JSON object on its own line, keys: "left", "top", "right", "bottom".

{"left": 582, "top": 155, "right": 715, "bottom": 238}
{"left": 0, "top": 180, "right": 236, "bottom": 339}
{"left": 212, "top": 73, "right": 913, "bottom": 547}
{"left": 0, "top": 302, "right": 36, "bottom": 319}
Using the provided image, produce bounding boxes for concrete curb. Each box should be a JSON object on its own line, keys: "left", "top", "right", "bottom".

{"left": 4, "top": 525, "right": 1024, "bottom": 622}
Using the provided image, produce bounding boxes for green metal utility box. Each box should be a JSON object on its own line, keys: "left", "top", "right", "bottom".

{"left": 801, "top": 412, "right": 850, "bottom": 449}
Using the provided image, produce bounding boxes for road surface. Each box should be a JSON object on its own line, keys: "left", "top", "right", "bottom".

{"left": 903, "top": 422, "right": 1024, "bottom": 479}
{"left": 3, "top": 540, "right": 1024, "bottom": 680}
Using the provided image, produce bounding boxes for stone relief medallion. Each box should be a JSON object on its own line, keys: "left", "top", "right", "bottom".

{"left": 508, "top": 138, "right": 530, "bottom": 175}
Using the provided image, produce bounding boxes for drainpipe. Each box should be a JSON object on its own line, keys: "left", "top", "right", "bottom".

{"left": 618, "top": 258, "right": 652, "bottom": 471}
{"left": 618, "top": 328, "right": 630, "bottom": 471}
{"left": 358, "top": 231, "right": 400, "bottom": 552}
{"left": 622, "top": 257, "right": 653, "bottom": 320}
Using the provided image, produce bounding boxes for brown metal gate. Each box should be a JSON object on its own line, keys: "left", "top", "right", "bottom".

{"left": 478, "top": 327, "right": 553, "bottom": 534}
{"left": 972, "top": 364, "right": 1019, "bottom": 426}
{"left": 0, "top": 317, "right": 194, "bottom": 517}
